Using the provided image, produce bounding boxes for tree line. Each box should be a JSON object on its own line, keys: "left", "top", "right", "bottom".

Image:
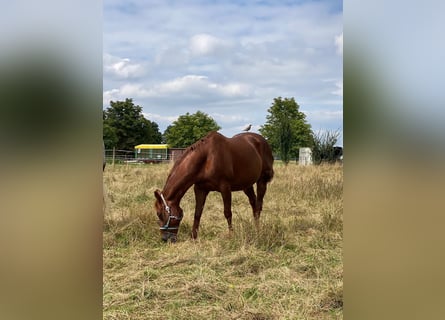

{"left": 103, "top": 97, "right": 340, "bottom": 164}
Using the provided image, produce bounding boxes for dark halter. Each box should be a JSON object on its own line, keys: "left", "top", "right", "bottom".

{"left": 159, "top": 192, "right": 183, "bottom": 231}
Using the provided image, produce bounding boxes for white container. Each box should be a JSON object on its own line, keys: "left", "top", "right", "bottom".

{"left": 299, "top": 148, "right": 312, "bottom": 165}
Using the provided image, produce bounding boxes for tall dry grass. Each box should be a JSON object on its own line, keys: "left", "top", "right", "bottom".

{"left": 103, "top": 162, "right": 343, "bottom": 319}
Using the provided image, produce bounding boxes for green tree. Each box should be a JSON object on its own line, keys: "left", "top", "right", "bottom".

{"left": 259, "top": 97, "right": 313, "bottom": 164}
{"left": 103, "top": 121, "right": 118, "bottom": 148}
{"left": 103, "top": 98, "right": 162, "bottom": 150}
{"left": 164, "top": 111, "right": 221, "bottom": 147}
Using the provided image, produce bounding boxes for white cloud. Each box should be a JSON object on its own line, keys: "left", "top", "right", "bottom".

{"left": 155, "top": 46, "right": 189, "bottom": 67}
{"left": 322, "top": 78, "right": 343, "bottom": 98}
{"left": 335, "top": 32, "right": 343, "bottom": 55}
{"left": 211, "top": 113, "right": 248, "bottom": 124}
{"left": 103, "top": 75, "right": 251, "bottom": 103}
{"left": 103, "top": 84, "right": 150, "bottom": 105}
{"left": 143, "top": 113, "right": 178, "bottom": 123}
{"left": 332, "top": 80, "right": 343, "bottom": 97}
{"left": 157, "top": 75, "right": 206, "bottom": 94}
{"left": 306, "top": 109, "right": 343, "bottom": 121}
{"left": 154, "top": 75, "right": 251, "bottom": 98}
{"left": 103, "top": 53, "right": 145, "bottom": 79}
{"left": 103, "top": 88, "right": 120, "bottom": 105}
{"left": 189, "top": 33, "right": 230, "bottom": 56}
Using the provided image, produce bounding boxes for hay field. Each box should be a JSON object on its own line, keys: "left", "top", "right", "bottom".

{"left": 103, "top": 162, "right": 343, "bottom": 319}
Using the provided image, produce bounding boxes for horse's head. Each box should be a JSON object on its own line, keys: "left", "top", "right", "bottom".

{"left": 154, "top": 189, "right": 183, "bottom": 242}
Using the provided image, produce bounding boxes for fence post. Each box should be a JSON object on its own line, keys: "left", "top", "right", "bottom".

{"left": 112, "top": 147, "right": 115, "bottom": 167}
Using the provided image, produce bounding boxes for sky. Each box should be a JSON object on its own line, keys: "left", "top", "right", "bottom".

{"left": 103, "top": 0, "right": 343, "bottom": 146}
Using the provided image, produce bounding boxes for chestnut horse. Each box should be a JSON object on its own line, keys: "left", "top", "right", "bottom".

{"left": 154, "top": 131, "right": 274, "bottom": 242}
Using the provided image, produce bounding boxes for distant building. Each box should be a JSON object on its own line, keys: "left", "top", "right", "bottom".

{"left": 169, "top": 148, "right": 186, "bottom": 162}
{"left": 135, "top": 144, "right": 169, "bottom": 160}
{"left": 134, "top": 144, "right": 186, "bottom": 163}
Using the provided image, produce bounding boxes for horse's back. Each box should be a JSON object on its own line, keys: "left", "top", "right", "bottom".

{"left": 228, "top": 132, "right": 274, "bottom": 182}
{"left": 234, "top": 133, "right": 274, "bottom": 181}
{"left": 192, "top": 132, "right": 273, "bottom": 191}
{"left": 200, "top": 132, "right": 273, "bottom": 176}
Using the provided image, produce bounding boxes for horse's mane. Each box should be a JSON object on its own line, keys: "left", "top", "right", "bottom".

{"left": 167, "top": 131, "right": 218, "bottom": 178}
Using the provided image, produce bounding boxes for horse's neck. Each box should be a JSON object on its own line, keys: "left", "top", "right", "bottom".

{"left": 163, "top": 153, "right": 200, "bottom": 204}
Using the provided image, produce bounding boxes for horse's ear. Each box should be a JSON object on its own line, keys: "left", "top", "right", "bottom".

{"left": 154, "top": 189, "right": 162, "bottom": 202}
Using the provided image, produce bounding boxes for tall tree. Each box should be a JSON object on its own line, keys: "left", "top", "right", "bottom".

{"left": 103, "top": 121, "right": 118, "bottom": 148}
{"left": 164, "top": 111, "right": 221, "bottom": 147}
{"left": 259, "top": 97, "right": 313, "bottom": 164}
{"left": 103, "top": 98, "right": 162, "bottom": 150}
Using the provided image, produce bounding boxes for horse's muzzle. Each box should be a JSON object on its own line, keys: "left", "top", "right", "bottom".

{"left": 161, "top": 231, "right": 177, "bottom": 243}
{"left": 159, "top": 214, "right": 182, "bottom": 243}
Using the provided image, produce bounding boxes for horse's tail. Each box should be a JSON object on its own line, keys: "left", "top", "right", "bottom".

{"left": 261, "top": 145, "right": 274, "bottom": 183}
{"left": 245, "top": 132, "right": 274, "bottom": 183}
{"left": 262, "top": 167, "right": 274, "bottom": 183}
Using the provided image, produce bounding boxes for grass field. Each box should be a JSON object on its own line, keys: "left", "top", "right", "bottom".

{"left": 103, "top": 162, "right": 343, "bottom": 319}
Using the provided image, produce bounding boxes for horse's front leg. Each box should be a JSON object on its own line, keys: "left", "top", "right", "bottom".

{"left": 220, "top": 185, "right": 233, "bottom": 232}
{"left": 192, "top": 185, "right": 209, "bottom": 239}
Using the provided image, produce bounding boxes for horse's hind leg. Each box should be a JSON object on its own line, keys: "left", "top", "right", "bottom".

{"left": 243, "top": 186, "right": 257, "bottom": 218}
{"left": 220, "top": 186, "right": 233, "bottom": 232}
{"left": 192, "top": 186, "right": 209, "bottom": 239}
{"left": 255, "top": 178, "right": 269, "bottom": 222}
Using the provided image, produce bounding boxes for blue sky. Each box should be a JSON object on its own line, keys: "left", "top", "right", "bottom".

{"left": 103, "top": 0, "right": 343, "bottom": 145}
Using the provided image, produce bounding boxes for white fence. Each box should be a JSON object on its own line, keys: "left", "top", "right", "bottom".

{"left": 104, "top": 149, "right": 179, "bottom": 164}
{"left": 104, "top": 149, "right": 135, "bottom": 163}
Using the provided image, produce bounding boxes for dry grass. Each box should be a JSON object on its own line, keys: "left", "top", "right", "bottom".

{"left": 103, "top": 162, "right": 343, "bottom": 319}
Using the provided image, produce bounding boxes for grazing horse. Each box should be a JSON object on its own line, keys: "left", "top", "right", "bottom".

{"left": 154, "top": 131, "right": 274, "bottom": 242}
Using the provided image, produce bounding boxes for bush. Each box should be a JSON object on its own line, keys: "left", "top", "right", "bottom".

{"left": 311, "top": 130, "right": 342, "bottom": 164}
